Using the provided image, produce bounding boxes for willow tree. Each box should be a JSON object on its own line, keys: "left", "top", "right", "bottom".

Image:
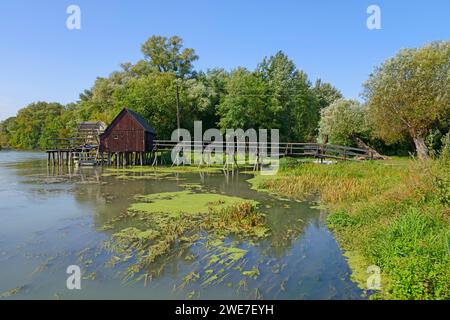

{"left": 363, "top": 41, "right": 450, "bottom": 160}
{"left": 318, "top": 99, "right": 369, "bottom": 146}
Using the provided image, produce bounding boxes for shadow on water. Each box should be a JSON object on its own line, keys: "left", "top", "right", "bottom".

{"left": 0, "top": 150, "right": 366, "bottom": 299}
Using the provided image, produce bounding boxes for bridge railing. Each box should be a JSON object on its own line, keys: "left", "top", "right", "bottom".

{"left": 46, "top": 138, "right": 100, "bottom": 151}
{"left": 152, "top": 140, "right": 373, "bottom": 160}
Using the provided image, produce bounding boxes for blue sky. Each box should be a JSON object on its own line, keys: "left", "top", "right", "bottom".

{"left": 0, "top": 0, "right": 448, "bottom": 120}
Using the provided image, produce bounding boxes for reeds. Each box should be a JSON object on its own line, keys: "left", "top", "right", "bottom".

{"left": 251, "top": 158, "right": 450, "bottom": 299}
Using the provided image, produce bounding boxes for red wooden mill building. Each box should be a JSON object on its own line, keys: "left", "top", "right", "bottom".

{"left": 100, "top": 108, "right": 156, "bottom": 166}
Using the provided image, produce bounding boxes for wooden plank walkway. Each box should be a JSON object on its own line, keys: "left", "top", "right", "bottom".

{"left": 151, "top": 140, "right": 375, "bottom": 161}
{"left": 45, "top": 138, "right": 375, "bottom": 167}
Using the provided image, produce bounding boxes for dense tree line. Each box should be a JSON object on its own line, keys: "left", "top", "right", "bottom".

{"left": 0, "top": 35, "right": 341, "bottom": 150}
{"left": 0, "top": 37, "right": 448, "bottom": 159}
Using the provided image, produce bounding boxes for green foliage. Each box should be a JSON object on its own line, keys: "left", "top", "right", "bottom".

{"left": 369, "top": 208, "right": 449, "bottom": 299}
{"left": 141, "top": 35, "right": 198, "bottom": 78}
{"left": 252, "top": 157, "right": 450, "bottom": 299}
{"left": 437, "top": 132, "right": 450, "bottom": 163}
{"left": 217, "top": 52, "right": 341, "bottom": 141}
{"left": 217, "top": 67, "right": 274, "bottom": 131}
{"left": 327, "top": 210, "right": 359, "bottom": 228}
{"left": 1, "top": 102, "right": 72, "bottom": 149}
{"left": 0, "top": 117, "right": 16, "bottom": 148}
{"left": 364, "top": 41, "right": 450, "bottom": 159}
{"left": 318, "top": 99, "right": 369, "bottom": 146}
{"left": 1, "top": 36, "right": 342, "bottom": 148}
{"left": 311, "top": 79, "right": 343, "bottom": 109}
{"left": 112, "top": 72, "right": 178, "bottom": 138}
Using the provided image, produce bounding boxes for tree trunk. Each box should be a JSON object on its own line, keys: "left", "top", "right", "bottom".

{"left": 413, "top": 135, "right": 428, "bottom": 160}
{"left": 352, "top": 137, "right": 388, "bottom": 160}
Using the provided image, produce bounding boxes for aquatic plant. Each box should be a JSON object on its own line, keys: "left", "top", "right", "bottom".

{"left": 102, "top": 190, "right": 269, "bottom": 287}
{"left": 250, "top": 158, "right": 450, "bottom": 299}
{"left": 0, "top": 286, "right": 24, "bottom": 298}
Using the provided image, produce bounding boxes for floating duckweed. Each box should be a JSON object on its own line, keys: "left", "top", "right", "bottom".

{"left": 178, "top": 183, "right": 203, "bottom": 190}
{"left": 183, "top": 272, "right": 200, "bottom": 285}
{"left": 130, "top": 191, "right": 251, "bottom": 217}
{"left": 242, "top": 266, "right": 260, "bottom": 279}
{"left": 186, "top": 290, "right": 197, "bottom": 299}
{"left": 102, "top": 190, "right": 269, "bottom": 286}
{"left": 104, "top": 165, "right": 223, "bottom": 174}
{"left": 208, "top": 255, "right": 220, "bottom": 266}
{"left": 201, "top": 274, "right": 219, "bottom": 287}
{"left": 184, "top": 254, "right": 195, "bottom": 261}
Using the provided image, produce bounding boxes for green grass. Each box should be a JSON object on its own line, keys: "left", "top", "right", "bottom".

{"left": 249, "top": 156, "right": 450, "bottom": 299}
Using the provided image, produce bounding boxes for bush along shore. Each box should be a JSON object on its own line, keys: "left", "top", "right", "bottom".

{"left": 248, "top": 152, "right": 450, "bottom": 299}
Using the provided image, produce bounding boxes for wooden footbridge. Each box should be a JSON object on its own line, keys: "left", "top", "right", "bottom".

{"left": 150, "top": 140, "right": 376, "bottom": 164}
{"left": 46, "top": 139, "right": 376, "bottom": 167}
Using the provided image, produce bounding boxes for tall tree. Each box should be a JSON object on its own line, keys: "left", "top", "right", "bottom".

{"left": 195, "top": 69, "right": 230, "bottom": 130}
{"left": 141, "top": 36, "right": 198, "bottom": 130}
{"left": 363, "top": 41, "right": 450, "bottom": 159}
{"left": 217, "top": 68, "right": 273, "bottom": 131}
{"left": 257, "top": 51, "right": 297, "bottom": 139}
{"left": 312, "top": 79, "right": 343, "bottom": 110}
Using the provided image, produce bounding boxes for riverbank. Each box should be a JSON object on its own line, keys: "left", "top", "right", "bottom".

{"left": 248, "top": 157, "right": 450, "bottom": 299}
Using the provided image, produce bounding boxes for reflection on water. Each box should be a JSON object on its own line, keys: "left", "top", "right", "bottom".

{"left": 0, "top": 150, "right": 365, "bottom": 299}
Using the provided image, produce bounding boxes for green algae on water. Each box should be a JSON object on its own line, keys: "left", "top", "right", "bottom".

{"left": 242, "top": 266, "right": 260, "bottom": 279}
{"left": 130, "top": 190, "right": 256, "bottom": 216}
{"left": 104, "top": 165, "right": 223, "bottom": 174}
{"left": 102, "top": 190, "right": 269, "bottom": 284}
{"left": 178, "top": 183, "right": 203, "bottom": 190}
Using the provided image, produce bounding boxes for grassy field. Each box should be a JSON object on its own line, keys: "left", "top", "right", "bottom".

{"left": 249, "top": 156, "right": 450, "bottom": 299}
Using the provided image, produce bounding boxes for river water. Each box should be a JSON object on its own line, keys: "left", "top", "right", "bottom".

{"left": 0, "top": 150, "right": 365, "bottom": 299}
